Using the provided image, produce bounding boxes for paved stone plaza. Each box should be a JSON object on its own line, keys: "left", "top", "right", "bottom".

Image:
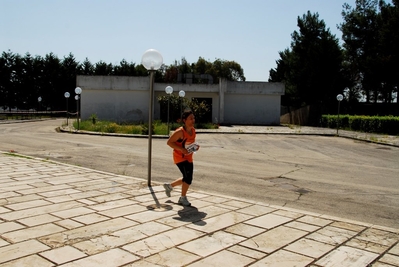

{"left": 1, "top": 152, "right": 399, "bottom": 266}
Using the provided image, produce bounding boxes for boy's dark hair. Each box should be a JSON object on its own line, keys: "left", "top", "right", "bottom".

{"left": 182, "top": 110, "right": 193, "bottom": 121}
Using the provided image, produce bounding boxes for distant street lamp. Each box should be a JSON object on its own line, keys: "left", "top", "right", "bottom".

{"left": 165, "top": 86, "right": 173, "bottom": 136}
{"left": 179, "top": 90, "right": 185, "bottom": 120}
{"left": 75, "top": 87, "right": 82, "bottom": 130}
{"left": 37, "top": 96, "right": 42, "bottom": 118}
{"left": 141, "top": 49, "right": 163, "bottom": 186}
{"left": 75, "top": 95, "right": 79, "bottom": 130}
{"left": 64, "top": 92, "right": 70, "bottom": 125}
{"left": 336, "top": 94, "right": 344, "bottom": 135}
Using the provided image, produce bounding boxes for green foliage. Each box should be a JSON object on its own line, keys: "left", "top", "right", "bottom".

{"left": 157, "top": 94, "right": 184, "bottom": 123}
{"left": 339, "top": 0, "right": 399, "bottom": 104}
{"left": 269, "top": 11, "right": 344, "bottom": 108}
{"left": 106, "top": 122, "right": 119, "bottom": 133}
{"left": 89, "top": 114, "right": 97, "bottom": 124}
{"left": 169, "top": 122, "right": 182, "bottom": 131}
{"left": 210, "top": 58, "right": 245, "bottom": 82}
{"left": 140, "top": 122, "right": 154, "bottom": 135}
{"left": 340, "top": 0, "right": 380, "bottom": 103}
{"left": 157, "top": 94, "right": 211, "bottom": 123}
{"left": 1, "top": 50, "right": 246, "bottom": 112}
{"left": 187, "top": 98, "right": 210, "bottom": 123}
{"left": 75, "top": 120, "right": 144, "bottom": 134}
{"left": 320, "top": 115, "right": 399, "bottom": 135}
{"left": 153, "top": 120, "right": 168, "bottom": 135}
{"left": 73, "top": 119, "right": 218, "bottom": 135}
{"left": 270, "top": 1, "right": 399, "bottom": 108}
{"left": 163, "top": 56, "right": 245, "bottom": 84}
{"left": 195, "top": 122, "right": 219, "bottom": 129}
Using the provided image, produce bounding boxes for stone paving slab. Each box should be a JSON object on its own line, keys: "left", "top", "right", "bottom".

{"left": 1, "top": 152, "right": 399, "bottom": 267}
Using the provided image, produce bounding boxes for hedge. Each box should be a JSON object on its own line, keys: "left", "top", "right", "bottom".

{"left": 320, "top": 115, "right": 399, "bottom": 135}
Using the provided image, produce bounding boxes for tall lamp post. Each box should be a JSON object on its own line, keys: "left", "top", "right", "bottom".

{"left": 75, "top": 87, "right": 82, "bottom": 130}
{"left": 336, "top": 94, "right": 343, "bottom": 135}
{"left": 179, "top": 90, "right": 185, "bottom": 120}
{"left": 64, "top": 92, "right": 70, "bottom": 125}
{"left": 141, "top": 49, "right": 163, "bottom": 186}
{"left": 165, "top": 86, "right": 173, "bottom": 136}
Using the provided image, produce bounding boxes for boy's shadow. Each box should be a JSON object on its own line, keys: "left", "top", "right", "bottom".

{"left": 166, "top": 200, "right": 207, "bottom": 226}
{"left": 146, "top": 187, "right": 207, "bottom": 226}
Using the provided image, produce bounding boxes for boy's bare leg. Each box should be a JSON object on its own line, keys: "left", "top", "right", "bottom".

{"left": 170, "top": 178, "right": 189, "bottom": 197}
{"left": 181, "top": 182, "right": 189, "bottom": 197}
{"left": 171, "top": 178, "right": 183, "bottom": 187}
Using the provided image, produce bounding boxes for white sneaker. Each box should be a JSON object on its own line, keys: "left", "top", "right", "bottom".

{"left": 163, "top": 183, "right": 173, "bottom": 197}
{"left": 178, "top": 196, "right": 191, "bottom": 206}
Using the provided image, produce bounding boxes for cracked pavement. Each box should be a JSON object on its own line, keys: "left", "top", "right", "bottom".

{"left": 0, "top": 153, "right": 398, "bottom": 266}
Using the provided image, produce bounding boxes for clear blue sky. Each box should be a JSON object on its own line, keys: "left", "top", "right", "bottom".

{"left": 0, "top": 0, "right": 356, "bottom": 82}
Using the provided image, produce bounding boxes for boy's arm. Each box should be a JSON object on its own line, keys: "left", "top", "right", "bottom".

{"left": 167, "top": 129, "right": 188, "bottom": 154}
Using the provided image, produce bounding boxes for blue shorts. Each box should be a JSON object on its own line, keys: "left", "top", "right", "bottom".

{"left": 176, "top": 160, "right": 194, "bottom": 185}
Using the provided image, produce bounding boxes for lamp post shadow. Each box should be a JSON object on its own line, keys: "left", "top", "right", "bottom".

{"left": 146, "top": 186, "right": 173, "bottom": 211}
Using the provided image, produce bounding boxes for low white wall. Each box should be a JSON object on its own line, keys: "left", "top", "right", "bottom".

{"left": 82, "top": 89, "right": 148, "bottom": 122}
{"left": 78, "top": 76, "right": 150, "bottom": 122}
{"left": 224, "top": 94, "right": 281, "bottom": 125}
{"left": 223, "top": 81, "right": 284, "bottom": 125}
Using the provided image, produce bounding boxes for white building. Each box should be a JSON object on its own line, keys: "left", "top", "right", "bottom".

{"left": 76, "top": 75, "right": 285, "bottom": 125}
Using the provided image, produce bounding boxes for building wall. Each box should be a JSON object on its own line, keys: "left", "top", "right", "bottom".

{"left": 77, "top": 76, "right": 150, "bottom": 122}
{"left": 223, "top": 81, "right": 283, "bottom": 125}
{"left": 83, "top": 89, "right": 148, "bottom": 122}
{"left": 76, "top": 75, "right": 284, "bottom": 125}
{"left": 224, "top": 94, "right": 281, "bottom": 125}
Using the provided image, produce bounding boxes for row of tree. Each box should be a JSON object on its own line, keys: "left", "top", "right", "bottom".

{"left": 1, "top": 0, "right": 398, "bottom": 116}
{"left": 269, "top": 0, "right": 398, "bottom": 112}
{"left": 0, "top": 51, "right": 244, "bottom": 111}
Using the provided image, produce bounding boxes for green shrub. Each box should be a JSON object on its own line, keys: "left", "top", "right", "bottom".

{"left": 340, "top": 115, "right": 350, "bottom": 129}
{"left": 106, "top": 123, "right": 119, "bottom": 133}
{"left": 73, "top": 119, "right": 219, "bottom": 135}
{"left": 130, "top": 125, "right": 143, "bottom": 134}
{"left": 321, "top": 115, "right": 399, "bottom": 135}
{"left": 89, "top": 114, "right": 98, "bottom": 124}
{"left": 196, "top": 122, "right": 219, "bottom": 129}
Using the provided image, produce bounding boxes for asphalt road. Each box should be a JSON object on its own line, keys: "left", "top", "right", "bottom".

{"left": 1, "top": 119, "right": 399, "bottom": 228}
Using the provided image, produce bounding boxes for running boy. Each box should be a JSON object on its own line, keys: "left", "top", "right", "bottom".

{"left": 163, "top": 110, "right": 199, "bottom": 206}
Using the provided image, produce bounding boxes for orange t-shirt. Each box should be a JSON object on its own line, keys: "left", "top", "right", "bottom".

{"left": 173, "top": 126, "right": 196, "bottom": 164}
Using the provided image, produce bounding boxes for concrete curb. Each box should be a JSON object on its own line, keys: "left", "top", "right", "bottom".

{"left": 58, "top": 125, "right": 399, "bottom": 147}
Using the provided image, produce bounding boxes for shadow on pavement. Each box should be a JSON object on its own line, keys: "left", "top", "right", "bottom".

{"left": 169, "top": 203, "right": 207, "bottom": 226}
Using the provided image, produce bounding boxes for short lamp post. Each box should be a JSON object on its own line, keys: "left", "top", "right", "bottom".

{"left": 165, "top": 86, "right": 173, "bottom": 136}
{"left": 37, "top": 96, "right": 42, "bottom": 118}
{"left": 336, "top": 94, "right": 344, "bottom": 135}
{"left": 74, "top": 95, "right": 79, "bottom": 130}
{"left": 179, "top": 90, "right": 185, "bottom": 120}
{"left": 75, "top": 87, "right": 82, "bottom": 130}
{"left": 141, "top": 49, "right": 163, "bottom": 186}
{"left": 64, "top": 92, "right": 70, "bottom": 125}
